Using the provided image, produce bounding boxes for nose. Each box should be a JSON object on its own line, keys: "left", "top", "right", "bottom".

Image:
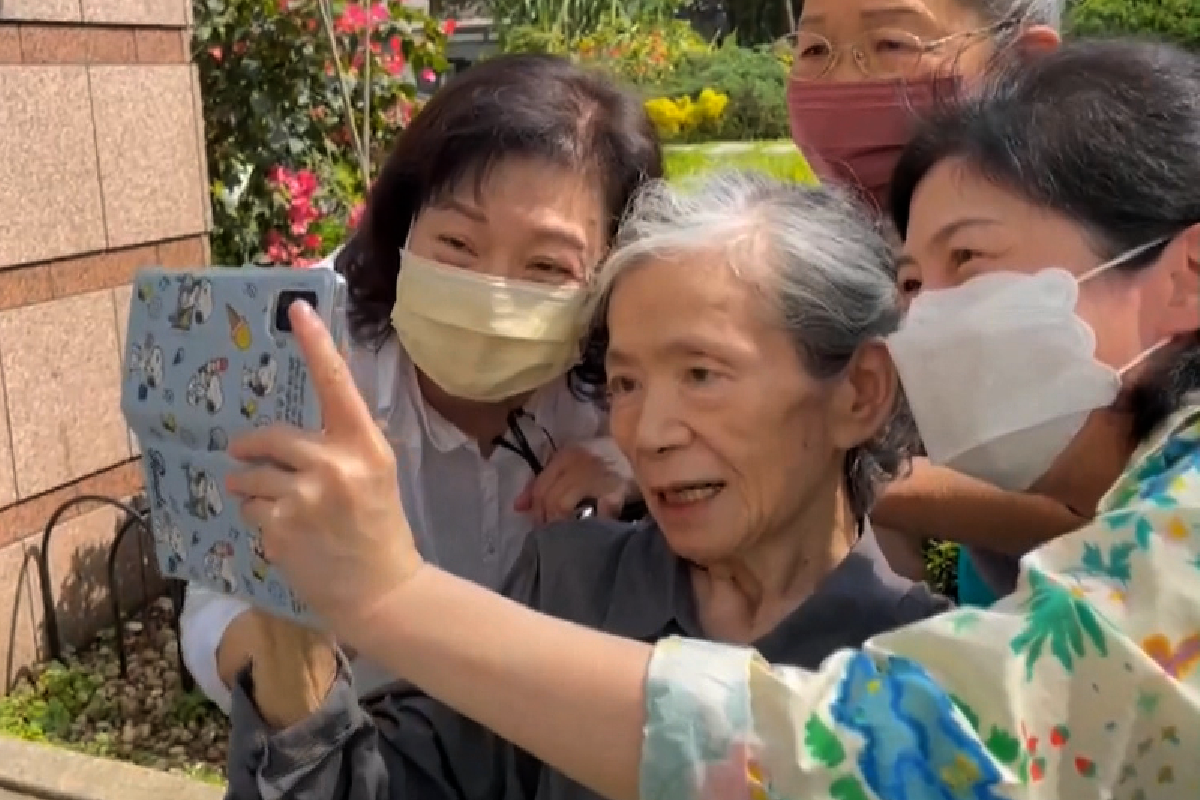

{"left": 633, "top": 384, "right": 691, "bottom": 455}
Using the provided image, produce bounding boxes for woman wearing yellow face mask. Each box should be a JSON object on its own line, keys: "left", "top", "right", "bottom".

{"left": 178, "top": 53, "right": 663, "bottom": 714}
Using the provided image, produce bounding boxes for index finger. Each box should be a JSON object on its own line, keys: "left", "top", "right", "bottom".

{"left": 289, "top": 300, "right": 375, "bottom": 441}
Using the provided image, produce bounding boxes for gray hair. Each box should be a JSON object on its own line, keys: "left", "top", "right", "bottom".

{"left": 966, "top": 0, "right": 1065, "bottom": 41}
{"left": 587, "top": 170, "right": 914, "bottom": 519}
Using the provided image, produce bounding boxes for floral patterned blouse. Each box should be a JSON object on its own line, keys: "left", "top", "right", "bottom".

{"left": 641, "top": 404, "right": 1200, "bottom": 800}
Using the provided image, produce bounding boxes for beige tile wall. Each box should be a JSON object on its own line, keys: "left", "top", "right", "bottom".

{"left": 0, "top": 0, "right": 208, "bottom": 687}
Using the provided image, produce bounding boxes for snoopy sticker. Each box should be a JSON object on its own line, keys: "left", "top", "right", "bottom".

{"left": 203, "top": 541, "right": 237, "bottom": 593}
{"left": 186, "top": 357, "right": 227, "bottom": 414}
{"left": 182, "top": 463, "right": 224, "bottom": 520}
{"left": 145, "top": 449, "right": 168, "bottom": 507}
{"left": 153, "top": 512, "right": 187, "bottom": 573}
{"left": 241, "top": 352, "right": 278, "bottom": 419}
{"left": 128, "top": 333, "right": 165, "bottom": 401}
{"left": 248, "top": 527, "right": 270, "bottom": 581}
{"left": 169, "top": 276, "right": 214, "bottom": 331}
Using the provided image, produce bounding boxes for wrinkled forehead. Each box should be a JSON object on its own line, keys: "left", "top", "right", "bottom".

{"left": 798, "top": 0, "right": 987, "bottom": 32}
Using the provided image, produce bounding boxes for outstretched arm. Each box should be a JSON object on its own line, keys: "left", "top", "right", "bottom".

{"left": 874, "top": 458, "right": 1087, "bottom": 555}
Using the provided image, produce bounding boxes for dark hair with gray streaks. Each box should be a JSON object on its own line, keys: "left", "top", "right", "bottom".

{"left": 579, "top": 169, "right": 915, "bottom": 519}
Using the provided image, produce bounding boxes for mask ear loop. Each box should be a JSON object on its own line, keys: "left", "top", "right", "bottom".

{"left": 1078, "top": 237, "right": 1171, "bottom": 283}
{"left": 1077, "top": 236, "right": 1175, "bottom": 377}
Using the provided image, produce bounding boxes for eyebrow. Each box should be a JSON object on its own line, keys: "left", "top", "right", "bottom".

{"left": 606, "top": 336, "right": 746, "bottom": 367}
{"left": 435, "top": 198, "right": 589, "bottom": 253}
{"left": 801, "top": 4, "right": 932, "bottom": 25}
{"left": 928, "top": 217, "right": 1000, "bottom": 247}
{"left": 436, "top": 197, "right": 487, "bottom": 223}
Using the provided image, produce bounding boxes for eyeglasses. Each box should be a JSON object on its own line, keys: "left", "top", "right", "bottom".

{"left": 786, "top": 27, "right": 988, "bottom": 81}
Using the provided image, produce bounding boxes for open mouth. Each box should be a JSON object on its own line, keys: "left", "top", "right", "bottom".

{"left": 655, "top": 481, "right": 726, "bottom": 506}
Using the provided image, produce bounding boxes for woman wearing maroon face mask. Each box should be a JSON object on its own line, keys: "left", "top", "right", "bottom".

{"left": 786, "top": 0, "right": 1060, "bottom": 218}
{"left": 787, "top": 0, "right": 1067, "bottom": 594}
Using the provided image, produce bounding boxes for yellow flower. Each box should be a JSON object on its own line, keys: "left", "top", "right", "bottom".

{"left": 696, "top": 87, "right": 729, "bottom": 122}
{"left": 644, "top": 97, "right": 683, "bottom": 138}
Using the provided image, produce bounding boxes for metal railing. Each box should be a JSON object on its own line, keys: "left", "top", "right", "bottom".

{"left": 36, "top": 493, "right": 193, "bottom": 692}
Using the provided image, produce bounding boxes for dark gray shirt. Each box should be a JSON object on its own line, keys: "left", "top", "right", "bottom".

{"left": 225, "top": 517, "right": 951, "bottom": 800}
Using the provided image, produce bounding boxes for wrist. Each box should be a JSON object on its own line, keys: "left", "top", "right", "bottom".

{"left": 249, "top": 618, "right": 339, "bottom": 729}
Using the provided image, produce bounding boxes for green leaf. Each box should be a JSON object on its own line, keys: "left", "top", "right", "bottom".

{"left": 829, "top": 775, "right": 871, "bottom": 800}
{"left": 984, "top": 726, "right": 1021, "bottom": 765}
{"left": 803, "top": 714, "right": 845, "bottom": 768}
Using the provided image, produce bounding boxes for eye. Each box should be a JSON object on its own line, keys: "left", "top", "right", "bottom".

{"left": 684, "top": 366, "right": 717, "bottom": 386}
{"left": 437, "top": 235, "right": 470, "bottom": 252}
{"left": 529, "top": 261, "right": 577, "bottom": 280}
{"left": 872, "top": 34, "right": 921, "bottom": 54}
{"left": 949, "top": 248, "right": 984, "bottom": 268}
{"left": 799, "top": 41, "right": 830, "bottom": 58}
{"left": 606, "top": 374, "right": 639, "bottom": 398}
{"left": 900, "top": 277, "right": 922, "bottom": 295}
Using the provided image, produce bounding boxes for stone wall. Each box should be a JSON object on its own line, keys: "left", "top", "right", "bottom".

{"left": 0, "top": 0, "right": 210, "bottom": 689}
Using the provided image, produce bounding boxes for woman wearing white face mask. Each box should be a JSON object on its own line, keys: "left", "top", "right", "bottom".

{"left": 218, "top": 40, "right": 1200, "bottom": 800}
{"left": 178, "top": 53, "right": 663, "bottom": 713}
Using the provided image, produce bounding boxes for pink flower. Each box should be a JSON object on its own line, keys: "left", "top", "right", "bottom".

{"left": 441, "top": 18, "right": 457, "bottom": 36}
{"left": 335, "top": 2, "right": 389, "bottom": 33}
{"left": 288, "top": 198, "right": 321, "bottom": 235}
{"left": 421, "top": 67, "right": 436, "bottom": 83}
{"left": 265, "top": 231, "right": 297, "bottom": 264}
{"left": 301, "top": 233, "right": 323, "bottom": 251}
{"left": 348, "top": 201, "right": 365, "bottom": 230}
{"left": 208, "top": 45, "right": 223, "bottom": 61}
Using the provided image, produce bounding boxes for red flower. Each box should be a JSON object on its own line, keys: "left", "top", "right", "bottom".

{"left": 265, "top": 230, "right": 297, "bottom": 264}
{"left": 208, "top": 45, "right": 223, "bottom": 61}
{"left": 301, "top": 233, "right": 323, "bottom": 251}
{"left": 441, "top": 18, "right": 457, "bottom": 36}
{"left": 349, "top": 202, "right": 365, "bottom": 230}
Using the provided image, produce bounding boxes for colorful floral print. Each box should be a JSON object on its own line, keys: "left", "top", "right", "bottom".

{"left": 641, "top": 406, "right": 1200, "bottom": 800}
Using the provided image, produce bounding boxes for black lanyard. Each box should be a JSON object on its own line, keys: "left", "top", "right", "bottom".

{"left": 493, "top": 409, "right": 555, "bottom": 475}
{"left": 492, "top": 410, "right": 597, "bottom": 519}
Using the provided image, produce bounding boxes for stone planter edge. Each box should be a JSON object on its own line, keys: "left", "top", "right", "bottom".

{"left": 0, "top": 737, "right": 223, "bottom": 800}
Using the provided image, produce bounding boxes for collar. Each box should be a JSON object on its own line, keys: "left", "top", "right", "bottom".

{"left": 602, "top": 519, "right": 906, "bottom": 644}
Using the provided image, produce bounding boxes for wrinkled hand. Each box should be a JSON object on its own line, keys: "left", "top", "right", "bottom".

{"left": 514, "top": 444, "right": 632, "bottom": 525}
{"left": 241, "top": 609, "right": 338, "bottom": 729}
{"left": 226, "top": 300, "right": 425, "bottom": 642}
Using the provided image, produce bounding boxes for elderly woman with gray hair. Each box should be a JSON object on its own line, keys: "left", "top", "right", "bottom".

{"left": 220, "top": 171, "right": 947, "bottom": 800}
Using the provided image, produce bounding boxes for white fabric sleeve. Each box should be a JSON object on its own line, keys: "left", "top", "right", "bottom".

{"left": 179, "top": 584, "right": 253, "bottom": 714}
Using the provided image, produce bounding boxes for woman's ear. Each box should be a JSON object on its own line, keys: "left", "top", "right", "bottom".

{"left": 1159, "top": 224, "right": 1200, "bottom": 338}
{"left": 829, "top": 340, "right": 898, "bottom": 450}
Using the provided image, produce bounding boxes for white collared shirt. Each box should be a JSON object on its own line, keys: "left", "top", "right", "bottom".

{"left": 180, "top": 256, "right": 623, "bottom": 712}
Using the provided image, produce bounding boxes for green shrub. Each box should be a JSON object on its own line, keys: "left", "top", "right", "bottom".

{"left": 664, "top": 141, "right": 814, "bottom": 182}
{"left": 1067, "top": 0, "right": 1200, "bottom": 49}
{"left": 195, "top": 0, "right": 448, "bottom": 265}
{"left": 494, "top": 0, "right": 688, "bottom": 55}
{"left": 648, "top": 41, "right": 790, "bottom": 141}
{"left": 923, "top": 540, "right": 960, "bottom": 600}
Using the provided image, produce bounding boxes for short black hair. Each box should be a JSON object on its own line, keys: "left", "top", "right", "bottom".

{"left": 890, "top": 38, "right": 1200, "bottom": 444}
{"left": 337, "top": 53, "right": 663, "bottom": 397}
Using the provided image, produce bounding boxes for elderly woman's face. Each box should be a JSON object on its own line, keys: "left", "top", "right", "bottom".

{"left": 604, "top": 254, "right": 870, "bottom": 563}
{"left": 407, "top": 156, "right": 606, "bottom": 286}
{"left": 792, "top": 0, "right": 993, "bottom": 83}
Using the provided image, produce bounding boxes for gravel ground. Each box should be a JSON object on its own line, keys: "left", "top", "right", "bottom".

{"left": 4, "top": 597, "right": 229, "bottom": 782}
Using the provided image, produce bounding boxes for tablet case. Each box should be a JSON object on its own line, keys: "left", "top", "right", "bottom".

{"left": 120, "top": 266, "right": 347, "bottom": 625}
